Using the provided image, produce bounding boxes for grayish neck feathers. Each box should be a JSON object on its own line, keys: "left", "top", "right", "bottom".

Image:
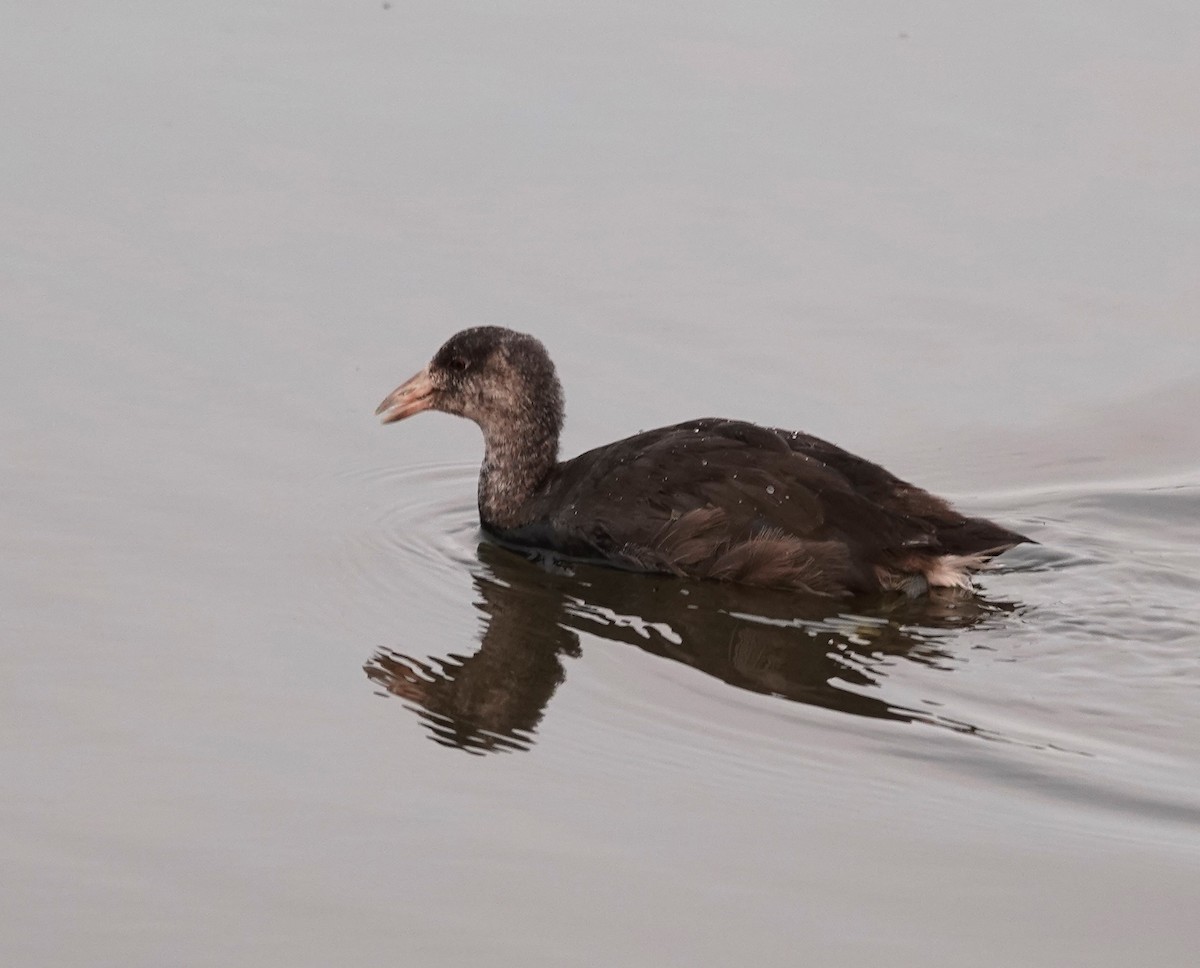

{"left": 464, "top": 333, "right": 564, "bottom": 529}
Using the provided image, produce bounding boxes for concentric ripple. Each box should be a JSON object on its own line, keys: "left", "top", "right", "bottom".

{"left": 336, "top": 460, "right": 483, "bottom": 629}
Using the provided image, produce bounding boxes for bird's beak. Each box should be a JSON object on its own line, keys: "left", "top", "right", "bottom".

{"left": 375, "top": 367, "right": 437, "bottom": 424}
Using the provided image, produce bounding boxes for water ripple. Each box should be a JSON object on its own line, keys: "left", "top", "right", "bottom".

{"left": 336, "top": 460, "right": 481, "bottom": 623}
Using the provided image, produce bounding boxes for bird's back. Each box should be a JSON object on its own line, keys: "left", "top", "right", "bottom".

{"left": 484, "top": 418, "right": 1029, "bottom": 596}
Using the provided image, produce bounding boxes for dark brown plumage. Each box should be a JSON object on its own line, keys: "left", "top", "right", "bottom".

{"left": 376, "top": 327, "right": 1031, "bottom": 597}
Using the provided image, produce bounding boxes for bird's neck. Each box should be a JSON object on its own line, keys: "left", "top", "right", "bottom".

{"left": 477, "top": 414, "right": 559, "bottom": 530}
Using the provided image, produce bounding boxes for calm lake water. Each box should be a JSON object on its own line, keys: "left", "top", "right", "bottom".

{"left": 4, "top": 3, "right": 1199, "bottom": 966}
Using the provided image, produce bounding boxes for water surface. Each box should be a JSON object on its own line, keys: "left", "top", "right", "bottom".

{"left": 3, "top": 3, "right": 1199, "bottom": 966}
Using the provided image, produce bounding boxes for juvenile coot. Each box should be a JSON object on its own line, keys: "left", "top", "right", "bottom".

{"left": 376, "top": 327, "right": 1030, "bottom": 596}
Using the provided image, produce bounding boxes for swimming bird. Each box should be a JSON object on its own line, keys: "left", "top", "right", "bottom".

{"left": 375, "top": 327, "right": 1030, "bottom": 596}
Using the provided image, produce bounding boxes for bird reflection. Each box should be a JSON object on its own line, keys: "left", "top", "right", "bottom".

{"left": 365, "top": 542, "right": 1018, "bottom": 754}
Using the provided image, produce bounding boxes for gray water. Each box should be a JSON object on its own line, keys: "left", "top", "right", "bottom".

{"left": 3, "top": 3, "right": 1199, "bottom": 966}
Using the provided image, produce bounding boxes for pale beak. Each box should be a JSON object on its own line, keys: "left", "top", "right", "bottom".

{"left": 375, "top": 367, "right": 437, "bottom": 424}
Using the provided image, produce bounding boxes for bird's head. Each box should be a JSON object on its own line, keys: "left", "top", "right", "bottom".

{"left": 375, "top": 327, "right": 563, "bottom": 441}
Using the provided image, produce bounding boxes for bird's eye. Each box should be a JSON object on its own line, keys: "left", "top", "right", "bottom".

{"left": 447, "top": 356, "right": 469, "bottom": 372}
